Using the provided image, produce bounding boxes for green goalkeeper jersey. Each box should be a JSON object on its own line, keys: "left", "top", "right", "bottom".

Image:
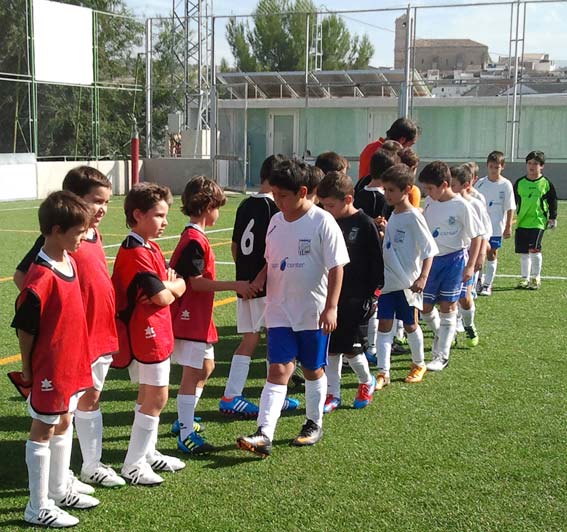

{"left": 513, "top": 175, "right": 558, "bottom": 230}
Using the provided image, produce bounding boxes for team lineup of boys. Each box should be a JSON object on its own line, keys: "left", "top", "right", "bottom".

{"left": 11, "top": 117, "right": 558, "bottom": 527}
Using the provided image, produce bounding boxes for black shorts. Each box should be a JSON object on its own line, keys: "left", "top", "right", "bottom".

{"left": 515, "top": 227, "right": 545, "bottom": 253}
{"left": 329, "top": 296, "right": 375, "bottom": 354}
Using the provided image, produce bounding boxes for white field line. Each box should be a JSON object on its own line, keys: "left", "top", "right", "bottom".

{"left": 0, "top": 206, "right": 39, "bottom": 212}
{"left": 495, "top": 273, "right": 567, "bottom": 281}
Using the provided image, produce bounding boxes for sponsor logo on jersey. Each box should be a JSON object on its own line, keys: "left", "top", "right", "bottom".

{"left": 145, "top": 326, "right": 156, "bottom": 339}
{"left": 394, "top": 230, "right": 406, "bottom": 244}
{"left": 347, "top": 228, "right": 359, "bottom": 243}
{"left": 41, "top": 378, "right": 54, "bottom": 392}
{"left": 181, "top": 309, "right": 190, "bottom": 321}
{"left": 298, "top": 239, "right": 311, "bottom": 255}
{"left": 276, "top": 257, "right": 305, "bottom": 271}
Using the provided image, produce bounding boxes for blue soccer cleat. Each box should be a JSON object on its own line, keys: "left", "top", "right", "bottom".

{"left": 171, "top": 418, "right": 205, "bottom": 436}
{"left": 219, "top": 395, "right": 259, "bottom": 418}
{"left": 177, "top": 432, "right": 215, "bottom": 455}
{"left": 282, "top": 397, "right": 300, "bottom": 411}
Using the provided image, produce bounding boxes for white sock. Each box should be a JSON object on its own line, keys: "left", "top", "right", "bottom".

{"left": 520, "top": 254, "right": 531, "bottom": 279}
{"left": 348, "top": 354, "right": 373, "bottom": 384}
{"left": 366, "top": 310, "right": 378, "bottom": 354}
{"left": 485, "top": 259, "right": 497, "bottom": 286}
{"left": 74, "top": 409, "right": 103, "bottom": 471}
{"left": 377, "top": 329, "right": 394, "bottom": 375}
{"left": 460, "top": 304, "right": 475, "bottom": 328}
{"left": 406, "top": 327, "right": 425, "bottom": 366}
{"left": 437, "top": 311, "right": 457, "bottom": 359}
{"left": 531, "top": 252, "right": 542, "bottom": 279}
{"left": 26, "top": 440, "right": 50, "bottom": 510}
{"left": 422, "top": 308, "right": 440, "bottom": 337}
{"left": 195, "top": 386, "right": 203, "bottom": 409}
{"left": 257, "top": 382, "right": 287, "bottom": 440}
{"left": 395, "top": 320, "right": 405, "bottom": 341}
{"left": 177, "top": 394, "right": 196, "bottom": 441}
{"left": 48, "top": 427, "right": 72, "bottom": 498}
{"left": 305, "top": 374, "right": 327, "bottom": 427}
{"left": 224, "top": 354, "right": 251, "bottom": 398}
{"left": 326, "top": 354, "right": 342, "bottom": 398}
{"left": 124, "top": 411, "right": 159, "bottom": 467}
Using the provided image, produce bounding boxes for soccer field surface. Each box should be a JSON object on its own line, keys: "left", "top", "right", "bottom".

{"left": 0, "top": 196, "right": 565, "bottom": 531}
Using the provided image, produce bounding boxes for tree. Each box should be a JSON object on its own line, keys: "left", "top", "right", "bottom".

{"left": 225, "top": 0, "right": 375, "bottom": 72}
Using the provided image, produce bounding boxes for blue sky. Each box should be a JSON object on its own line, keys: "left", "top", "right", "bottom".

{"left": 125, "top": 0, "right": 567, "bottom": 67}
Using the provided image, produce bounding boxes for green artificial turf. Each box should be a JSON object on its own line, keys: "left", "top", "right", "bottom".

{"left": 0, "top": 196, "right": 565, "bottom": 531}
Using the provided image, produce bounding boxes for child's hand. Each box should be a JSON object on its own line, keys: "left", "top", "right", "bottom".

{"left": 374, "top": 216, "right": 387, "bottom": 231}
{"left": 319, "top": 306, "right": 338, "bottom": 335}
{"left": 475, "top": 254, "right": 486, "bottom": 272}
{"left": 166, "top": 267, "right": 178, "bottom": 282}
{"left": 503, "top": 228, "right": 512, "bottom": 238}
{"left": 250, "top": 278, "right": 264, "bottom": 294}
{"left": 410, "top": 275, "right": 426, "bottom": 293}
{"left": 235, "top": 280, "right": 254, "bottom": 299}
{"left": 547, "top": 219, "right": 557, "bottom": 230}
{"left": 462, "top": 265, "right": 474, "bottom": 283}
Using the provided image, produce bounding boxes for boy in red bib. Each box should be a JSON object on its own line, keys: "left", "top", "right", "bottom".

{"left": 12, "top": 191, "right": 97, "bottom": 528}
{"left": 169, "top": 177, "right": 253, "bottom": 454}
{"left": 14, "top": 167, "right": 124, "bottom": 489}
{"left": 112, "top": 183, "right": 186, "bottom": 485}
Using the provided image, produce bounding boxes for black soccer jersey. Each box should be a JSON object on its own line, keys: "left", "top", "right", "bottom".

{"left": 337, "top": 210, "right": 384, "bottom": 299}
{"left": 232, "top": 193, "right": 279, "bottom": 298}
{"left": 354, "top": 187, "right": 387, "bottom": 219}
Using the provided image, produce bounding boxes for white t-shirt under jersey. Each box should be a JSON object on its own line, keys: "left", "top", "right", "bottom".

{"left": 382, "top": 207, "right": 438, "bottom": 295}
{"left": 466, "top": 195, "right": 493, "bottom": 241}
{"left": 474, "top": 176, "right": 516, "bottom": 237}
{"left": 423, "top": 195, "right": 482, "bottom": 256}
{"left": 265, "top": 205, "right": 350, "bottom": 331}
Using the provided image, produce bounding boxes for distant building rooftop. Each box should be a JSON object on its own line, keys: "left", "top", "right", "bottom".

{"left": 415, "top": 38, "right": 487, "bottom": 48}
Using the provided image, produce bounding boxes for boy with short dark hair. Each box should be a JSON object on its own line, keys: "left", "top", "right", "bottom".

{"left": 375, "top": 165, "right": 437, "bottom": 388}
{"left": 236, "top": 159, "right": 349, "bottom": 456}
{"left": 354, "top": 149, "right": 398, "bottom": 219}
{"left": 513, "top": 150, "right": 558, "bottom": 290}
{"left": 474, "top": 151, "right": 516, "bottom": 295}
{"left": 14, "top": 166, "right": 124, "bottom": 490}
{"left": 315, "top": 151, "right": 349, "bottom": 175}
{"left": 169, "top": 177, "right": 255, "bottom": 454}
{"left": 450, "top": 165, "right": 492, "bottom": 347}
{"left": 12, "top": 191, "right": 97, "bottom": 527}
{"left": 419, "top": 161, "right": 482, "bottom": 371}
{"left": 112, "top": 183, "right": 187, "bottom": 485}
{"left": 317, "top": 171, "right": 384, "bottom": 412}
{"left": 219, "top": 156, "right": 300, "bottom": 418}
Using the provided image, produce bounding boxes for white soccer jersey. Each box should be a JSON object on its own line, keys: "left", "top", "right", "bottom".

{"left": 382, "top": 208, "right": 439, "bottom": 295}
{"left": 466, "top": 195, "right": 492, "bottom": 241}
{"left": 423, "top": 195, "right": 482, "bottom": 256}
{"left": 474, "top": 176, "right": 516, "bottom": 237}
{"left": 264, "top": 205, "right": 350, "bottom": 331}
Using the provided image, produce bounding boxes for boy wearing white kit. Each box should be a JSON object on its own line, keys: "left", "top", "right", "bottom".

{"left": 474, "top": 151, "right": 515, "bottom": 295}
{"left": 419, "top": 161, "right": 483, "bottom": 372}
{"left": 236, "top": 159, "right": 349, "bottom": 456}
{"left": 450, "top": 165, "right": 492, "bottom": 347}
{"left": 375, "top": 165, "right": 438, "bottom": 388}
{"left": 12, "top": 191, "right": 97, "bottom": 527}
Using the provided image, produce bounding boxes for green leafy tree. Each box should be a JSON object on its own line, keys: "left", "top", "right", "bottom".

{"left": 226, "top": 0, "right": 375, "bottom": 72}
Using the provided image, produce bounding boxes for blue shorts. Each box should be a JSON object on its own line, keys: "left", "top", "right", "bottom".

{"left": 377, "top": 291, "right": 417, "bottom": 325}
{"left": 267, "top": 327, "right": 329, "bottom": 371}
{"left": 489, "top": 236, "right": 502, "bottom": 250}
{"left": 459, "top": 277, "right": 474, "bottom": 299}
{"left": 424, "top": 250, "right": 466, "bottom": 305}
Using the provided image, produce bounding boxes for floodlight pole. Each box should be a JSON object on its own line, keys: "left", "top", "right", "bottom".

{"left": 399, "top": 4, "right": 413, "bottom": 118}
{"left": 145, "top": 18, "right": 152, "bottom": 159}
{"left": 304, "top": 14, "right": 310, "bottom": 158}
{"left": 211, "top": 15, "right": 217, "bottom": 180}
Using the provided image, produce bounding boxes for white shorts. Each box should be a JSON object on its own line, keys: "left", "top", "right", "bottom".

{"left": 91, "top": 355, "right": 113, "bottom": 392}
{"left": 172, "top": 339, "right": 214, "bottom": 369}
{"left": 237, "top": 297, "right": 266, "bottom": 334}
{"left": 28, "top": 391, "right": 84, "bottom": 425}
{"left": 128, "top": 358, "right": 171, "bottom": 387}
